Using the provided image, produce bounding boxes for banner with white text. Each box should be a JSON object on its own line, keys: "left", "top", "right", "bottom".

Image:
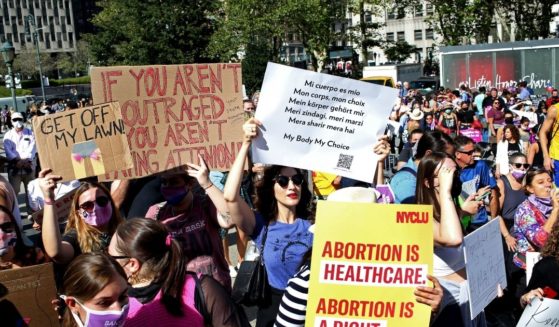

{"left": 306, "top": 202, "right": 433, "bottom": 327}
{"left": 252, "top": 63, "right": 398, "bottom": 182}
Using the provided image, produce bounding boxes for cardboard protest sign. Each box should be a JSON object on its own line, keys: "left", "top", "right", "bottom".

{"left": 463, "top": 218, "right": 507, "bottom": 319}
{"left": 252, "top": 63, "right": 398, "bottom": 182}
{"left": 0, "top": 263, "right": 58, "bottom": 326}
{"left": 90, "top": 64, "right": 245, "bottom": 180}
{"left": 31, "top": 188, "right": 77, "bottom": 225}
{"left": 32, "top": 102, "right": 133, "bottom": 181}
{"left": 306, "top": 202, "right": 433, "bottom": 327}
{"left": 517, "top": 297, "right": 559, "bottom": 326}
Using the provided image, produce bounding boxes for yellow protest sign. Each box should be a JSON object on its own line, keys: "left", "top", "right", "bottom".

{"left": 306, "top": 202, "right": 434, "bottom": 327}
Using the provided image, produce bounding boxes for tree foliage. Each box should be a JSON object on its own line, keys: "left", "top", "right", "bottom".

{"left": 56, "top": 40, "right": 92, "bottom": 77}
{"left": 12, "top": 46, "right": 56, "bottom": 79}
{"left": 346, "top": 0, "right": 386, "bottom": 65}
{"left": 87, "top": 0, "right": 222, "bottom": 65}
{"left": 383, "top": 40, "right": 419, "bottom": 62}
{"left": 210, "top": 0, "right": 344, "bottom": 71}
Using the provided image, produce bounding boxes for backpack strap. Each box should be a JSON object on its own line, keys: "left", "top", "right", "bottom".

{"left": 188, "top": 272, "right": 212, "bottom": 326}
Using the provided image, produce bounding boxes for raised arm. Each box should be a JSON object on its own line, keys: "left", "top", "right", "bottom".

{"left": 38, "top": 168, "right": 75, "bottom": 264}
{"left": 186, "top": 154, "right": 232, "bottom": 229}
{"left": 433, "top": 164, "right": 463, "bottom": 247}
{"left": 223, "top": 118, "right": 259, "bottom": 235}
{"left": 539, "top": 105, "right": 557, "bottom": 171}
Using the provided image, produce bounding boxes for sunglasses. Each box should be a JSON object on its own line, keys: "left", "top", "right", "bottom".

{"left": 458, "top": 149, "right": 475, "bottom": 155}
{"left": 274, "top": 174, "right": 304, "bottom": 188}
{"left": 104, "top": 249, "right": 130, "bottom": 260}
{"left": 12, "top": 118, "right": 23, "bottom": 122}
{"left": 79, "top": 196, "right": 110, "bottom": 212}
{"left": 512, "top": 163, "right": 530, "bottom": 169}
{"left": 0, "top": 221, "right": 15, "bottom": 233}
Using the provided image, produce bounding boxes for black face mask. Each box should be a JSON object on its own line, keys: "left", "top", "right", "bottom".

{"left": 451, "top": 170, "right": 463, "bottom": 198}
{"left": 504, "top": 117, "right": 514, "bottom": 124}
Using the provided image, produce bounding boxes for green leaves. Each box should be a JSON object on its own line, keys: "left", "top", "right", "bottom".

{"left": 88, "top": 0, "right": 222, "bottom": 65}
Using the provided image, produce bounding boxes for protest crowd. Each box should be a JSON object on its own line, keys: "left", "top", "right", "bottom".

{"left": 2, "top": 65, "right": 559, "bottom": 327}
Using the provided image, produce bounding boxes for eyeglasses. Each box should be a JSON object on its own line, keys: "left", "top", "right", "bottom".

{"left": 79, "top": 196, "right": 110, "bottom": 212}
{"left": 274, "top": 174, "right": 304, "bottom": 188}
{"left": 458, "top": 149, "right": 475, "bottom": 156}
{"left": 110, "top": 254, "right": 131, "bottom": 260}
{"left": 512, "top": 163, "right": 530, "bottom": 169}
{"left": 493, "top": 102, "right": 500, "bottom": 105}
{"left": 0, "top": 221, "right": 15, "bottom": 233}
{"left": 12, "top": 118, "right": 23, "bottom": 122}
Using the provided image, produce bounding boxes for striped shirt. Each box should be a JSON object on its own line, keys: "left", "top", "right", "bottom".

{"left": 275, "top": 264, "right": 310, "bottom": 327}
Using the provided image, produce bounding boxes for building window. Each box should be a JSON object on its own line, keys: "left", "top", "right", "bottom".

{"left": 426, "top": 4, "right": 434, "bottom": 14}
{"left": 414, "top": 4, "right": 423, "bottom": 17}
{"left": 68, "top": 32, "right": 73, "bottom": 48}
{"left": 387, "top": 8, "right": 395, "bottom": 20}
{"left": 365, "top": 11, "right": 372, "bottom": 23}
{"left": 396, "top": 8, "right": 406, "bottom": 19}
{"left": 397, "top": 31, "right": 405, "bottom": 41}
{"left": 425, "top": 29, "right": 434, "bottom": 40}
{"left": 45, "top": 34, "right": 50, "bottom": 49}
{"left": 386, "top": 32, "right": 394, "bottom": 42}
{"left": 414, "top": 29, "right": 423, "bottom": 40}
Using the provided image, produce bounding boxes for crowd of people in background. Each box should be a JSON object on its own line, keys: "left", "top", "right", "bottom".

{"left": 1, "top": 80, "right": 559, "bottom": 327}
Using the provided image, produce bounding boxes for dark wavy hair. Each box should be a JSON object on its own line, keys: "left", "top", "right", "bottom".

{"left": 542, "top": 221, "right": 559, "bottom": 263}
{"left": 113, "top": 218, "right": 186, "bottom": 316}
{"left": 502, "top": 124, "right": 520, "bottom": 143}
{"left": 255, "top": 165, "right": 312, "bottom": 222}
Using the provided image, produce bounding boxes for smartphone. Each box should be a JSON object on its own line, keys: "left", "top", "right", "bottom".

{"left": 543, "top": 286, "right": 557, "bottom": 299}
{"left": 475, "top": 191, "right": 491, "bottom": 201}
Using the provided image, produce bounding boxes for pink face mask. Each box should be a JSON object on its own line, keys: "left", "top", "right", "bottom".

{"left": 81, "top": 203, "right": 113, "bottom": 227}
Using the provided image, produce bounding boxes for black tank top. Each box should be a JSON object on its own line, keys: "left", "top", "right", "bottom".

{"left": 500, "top": 175, "right": 527, "bottom": 227}
{"left": 532, "top": 141, "right": 544, "bottom": 168}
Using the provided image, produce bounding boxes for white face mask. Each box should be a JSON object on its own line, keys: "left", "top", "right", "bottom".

{"left": 13, "top": 121, "right": 23, "bottom": 129}
{"left": 61, "top": 296, "right": 128, "bottom": 327}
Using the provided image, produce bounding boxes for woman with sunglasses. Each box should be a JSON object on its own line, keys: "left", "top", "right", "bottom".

{"left": 39, "top": 168, "right": 124, "bottom": 265}
{"left": 496, "top": 154, "right": 529, "bottom": 250}
{"left": 0, "top": 204, "right": 47, "bottom": 270}
{"left": 495, "top": 124, "right": 524, "bottom": 178}
{"left": 107, "top": 218, "right": 248, "bottom": 327}
{"left": 416, "top": 152, "right": 486, "bottom": 326}
{"left": 223, "top": 118, "right": 314, "bottom": 327}
{"left": 59, "top": 253, "right": 129, "bottom": 327}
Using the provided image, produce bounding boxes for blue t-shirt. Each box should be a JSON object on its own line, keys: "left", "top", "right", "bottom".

{"left": 390, "top": 158, "right": 418, "bottom": 204}
{"left": 252, "top": 213, "right": 313, "bottom": 290}
{"left": 459, "top": 160, "right": 497, "bottom": 224}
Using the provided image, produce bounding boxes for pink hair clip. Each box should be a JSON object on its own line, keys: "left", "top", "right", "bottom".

{"left": 165, "top": 234, "right": 173, "bottom": 247}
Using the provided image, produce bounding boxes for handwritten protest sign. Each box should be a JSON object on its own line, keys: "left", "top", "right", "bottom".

{"left": 91, "top": 64, "right": 244, "bottom": 179}
{"left": 306, "top": 202, "right": 433, "bottom": 327}
{"left": 31, "top": 188, "right": 77, "bottom": 225}
{"left": 517, "top": 297, "right": 559, "bottom": 326}
{"left": 32, "top": 102, "right": 132, "bottom": 181}
{"left": 252, "top": 63, "right": 398, "bottom": 182}
{"left": 0, "top": 263, "right": 58, "bottom": 326}
{"left": 464, "top": 218, "right": 507, "bottom": 319}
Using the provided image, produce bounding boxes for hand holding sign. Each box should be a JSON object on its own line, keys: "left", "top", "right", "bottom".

{"left": 242, "top": 117, "right": 261, "bottom": 143}
{"left": 438, "top": 163, "right": 456, "bottom": 195}
{"left": 414, "top": 275, "right": 443, "bottom": 316}
{"left": 520, "top": 288, "right": 544, "bottom": 308}
{"left": 373, "top": 135, "right": 391, "bottom": 162}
